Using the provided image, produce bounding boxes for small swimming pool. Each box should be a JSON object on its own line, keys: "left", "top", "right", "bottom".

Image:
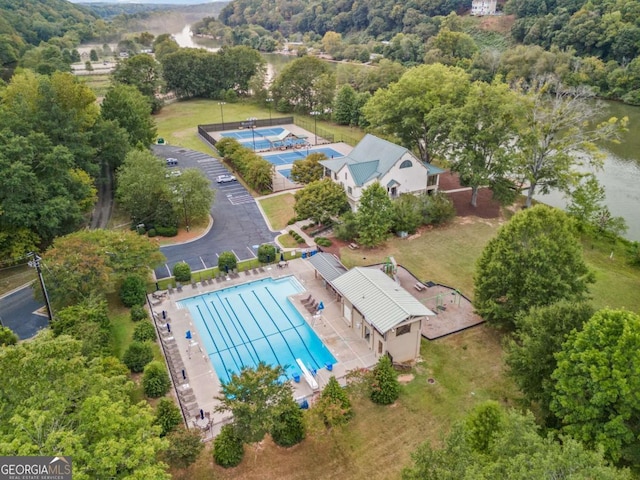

{"left": 178, "top": 276, "right": 336, "bottom": 384}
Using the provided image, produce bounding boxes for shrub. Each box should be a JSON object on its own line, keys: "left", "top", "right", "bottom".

{"left": 143, "top": 361, "right": 171, "bottom": 397}
{"left": 317, "top": 376, "right": 353, "bottom": 427}
{"left": 119, "top": 275, "right": 147, "bottom": 307}
{"left": 370, "top": 355, "right": 400, "bottom": 405}
{"left": 213, "top": 424, "right": 244, "bottom": 468}
{"left": 155, "top": 398, "right": 183, "bottom": 437}
{"left": 164, "top": 427, "right": 205, "bottom": 468}
{"left": 133, "top": 320, "right": 157, "bottom": 342}
{"left": 257, "top": 243, "right": 277, "bottom": 263}
{"left": 155, "top": 226, "right": 178, "bottom": 237}
{"left": 147, "top": 228, "right": 157, "bottom": 237}
{"left": 130, "top": 304, "right": 148, "bottom": 322}
{"left": 218, "top": 251, "right": 237, "bottom": 273}
{"left": 334, "top": 211, "right": 358, "bottom": 241}
{"left": 122, "top": 341, "right": 153, "bottom": 373}
{"left": 271, "top": 400, "right": 306, "bottom": 447}
{"left": 287, "top": 217, "right": 298, "bottom": 225}
{"left": 315, "top": 237, "right": 332, "bottom": 247}
{"left": 0, "top": 326, "right": 18, "bottom": 347}
{"left": 422, "top": 191, "right": 456, "bottom": 225}
{"left": 173, "top": 262, "right": 191, "bottom": 282}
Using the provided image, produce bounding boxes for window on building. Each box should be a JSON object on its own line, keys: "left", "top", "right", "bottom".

{"left": 396, "top": 324, "right": 411, "bottom": 336}
{"left": 347, "top": 186, "right": 352, "bottom": 194}
{"left": 334, "top": 172, "right": 337, "bottom": 180}
{"left": 400, "top": 160, "right": 412, "bottom": 169}
{"left": 427, "top": 175, "right": 438, "bottom": 186}
{"left": 378, "top": 341, "right": 383, "bottom": 354}
{"left": 344, "top": 172, "right": 347, "bottom": 180}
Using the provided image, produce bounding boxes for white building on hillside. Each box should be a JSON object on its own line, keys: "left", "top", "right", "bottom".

{"left": 471, "top": 0, "right": 498, "bottom": 15}
{"left": 319, "top": 134, "right": 445, "bottom": 211}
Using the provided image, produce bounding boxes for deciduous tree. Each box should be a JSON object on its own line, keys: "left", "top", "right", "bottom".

{"left": 370, "top": 355, "right": 400, "bottom": 405}
{"left": 551, "top": 309, "right": 640, "bottom": 465}
{"left": 356, "top": 182, "right": 394, "bottom": 247}
{"left": 290, "top": 152, "right": 326, "bottom": 184}
{"left": 474, "top": 205, "right": 593, "bottom": 329}
{"left": 101, "top": 84, "right": 157, "bottom": 148}
{"left": 271, "top": 56, "right": 335, "bottom": 113}
{"left": 363, "top": 64, "right": 470, "bottom": 163}
{"left": 294, "top": 178, "right": 350, "bottom": 225}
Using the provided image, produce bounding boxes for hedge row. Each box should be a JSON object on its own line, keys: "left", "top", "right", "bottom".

{"left": 216, "top": 137, "right": 273, "bottom": 194}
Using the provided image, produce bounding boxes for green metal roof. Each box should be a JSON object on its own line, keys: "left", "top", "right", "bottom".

{"left": 348, "top": 160, "right": 379, "bottom": 186}
{"left": 332, "top": 267, "right": 435, "bottom": 334}
{"left": 308, "top": 253, "right": 348, "bottom": 283}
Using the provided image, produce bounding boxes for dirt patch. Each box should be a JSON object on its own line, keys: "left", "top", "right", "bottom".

{"left": 397, "top": 374, "right": 415, "bottom": 384}
{"left": 440, "top": 172, "right": 503, "bottom": 219}
{"left": 478, "top": 14, "right": 516, "bottom": 34}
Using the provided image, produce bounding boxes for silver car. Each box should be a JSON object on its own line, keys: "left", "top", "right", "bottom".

{"left": 216, "top": 174, "right": 237, "bottom": 183}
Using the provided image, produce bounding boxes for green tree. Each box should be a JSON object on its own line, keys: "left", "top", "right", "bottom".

{"left": 421, "top": 191, "right": 456, "bottom": 225}
{"left": 392, "top": 194, "right": 422, "bottom": 234}
{"left": 449, "top": 79, "right": 522, "bottom": 207}
{"left": 424, "top": 29, "right": 478, "bottom": 66}
{"left": 164, "top": 427, "right": 205, "bottom": 469}
{"left": 0, "top": 326, "right": 18, "bottom": 347}
{"left": 123, "top": 341, "right": 154, "bottom": 373}
{"left": 506, "top": 301, "right": 594, "bottom": 425}
{"left": 173, "top": 262, "right": 191, "bottom": 282}
{"left": 154, "top": 398, "right": 182, "bottom": 437}
{"left": 143, "top": 361, "right": 171, "bottom": 398}
{"left": 551, "top": 309, "right": 640, "bottom": 465}
{"left": 294, "top": 178, "right": 350, "bottom": 225}
{"left": 356, "top": 182, "right": 394, "bottom": 247}
{"left": 40, "top": 229, "right": 164, "bottom": 309}
{"left": 317, "top": 376, "right": 353, "bottom": 427}
{"left": 363, "top": 64, "right": 470, "bottom": 163}
{"left": 52, "top": 298, "right": 112, "bottom": 358}
{"left": 131, "top": 304, "right": 149, "bottom": 322}
{"left": 0, "top": 333, "right": 169, "bottom": 478}
{"left": 218, "top": 251, "right": 237, "bottom": 272}
{"left": 333, "top": 84, "right": 357, "bottom": 125}
{"left": 270, "top": 397, "right": 306, "bottom": 447}
{"left": 464, "top": 401, "right": 505, "bottom": 454}
{"left": 271, "top": 56, "right": 335, "bottom": 113}
{"left": 170, "top": 168, "right": 215, "bottom": 228}
{"left": 370, "top": 355, "right": 400, "bottom": 405}
{"left": 89, "top": 49, "right": 98, "bottom": 61}
{"left": 514, "top": 78, "right": 627, "bottom": 207}
{"left": 474, "top": 205, "right": 593, "bottom": 330}
{"left": 213, "top": 424, "right": 244, "bottom": 468}
{"left": 215, "top": 363, "right": 294, "bottom": 443}
{"left": 133, "top": 321, "right": 157, "bottom": 343}
{"left": 290, "top": 152, "right": 326, "bottom": 184}
{"left": 112, "top": 54, "right": 163, "bottom": 111}
{"left": 119, "top": 275, "right": 147, "bottom": 307}
{"left": 116, "top": 150, "right": 169, "bottom": 225}
{"left": 101, "top": 84, "right": 157, "bottom": 148}
{"left": 257, "top": 244, "right": 276, "bottom": 264}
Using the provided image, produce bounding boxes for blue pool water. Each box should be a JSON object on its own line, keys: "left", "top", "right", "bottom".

{"left": 177, "top": 276, "right": 337, "bottom": 384}
{"left": 221, "top": 127, "right": 285, "bottom": 140}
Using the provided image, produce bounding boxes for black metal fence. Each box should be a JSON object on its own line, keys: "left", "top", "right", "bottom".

{"left": 293, "top": 117, "right": 360, "bottom": 147}
{"left": 198, "top": 116, "right": 294, "bottom": 148}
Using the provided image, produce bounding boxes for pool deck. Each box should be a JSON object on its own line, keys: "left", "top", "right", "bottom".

{"left": 148, "top": 257, "right": 377, "bottom": 439}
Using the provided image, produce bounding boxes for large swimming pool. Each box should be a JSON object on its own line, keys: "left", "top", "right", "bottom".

{"left": 177, "top": 276, "right": 336, "bottom": 384}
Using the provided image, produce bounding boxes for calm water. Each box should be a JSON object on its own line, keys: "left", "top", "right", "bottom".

{"left": 177, "top": 277, "right": 336, "bottom": 384}
{"left": 175, "top": 26, "right": 640, "bottom": 240}
{"left": 535, "top": 101, "right": 640, "bottom": 241}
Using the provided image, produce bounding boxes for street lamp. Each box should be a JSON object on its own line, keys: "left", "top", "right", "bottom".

{"left": 266, "top": 97, "right": 274, "bottom": 125}
{"left": 172, "top": 187, "right": 189, "bottom": 232}
{"left": 248, "top": 117, "right": 257, "bottom": 151}
{"left": 310, "top": 110, "right": 320, "bottom": 146}
{"left": 218, "top": 102, "right": 226, "bottom": 130}
{"left": 27, "top": 253, "right": 53, "bottom": 324}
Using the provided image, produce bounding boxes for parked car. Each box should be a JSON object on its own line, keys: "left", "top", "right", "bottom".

{"left": 216, "top": 174, "right": 237, "bottom": 183}
{"left": 166, "top": 158, "right": 178, "bottom": 166}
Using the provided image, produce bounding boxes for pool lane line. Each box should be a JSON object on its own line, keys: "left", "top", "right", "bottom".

{"left": 247, "top": 289, "right": 312, "bottom": 372}
{"left": 237, "top": 293, "right": 287, "bottom": 371}
{"left": 262, "top": 287, "right": 323, "bottom": 368}
{"left": 195, "top": 304, "right": 235, "bottom": 382}
{"left": 218, "top": 295, "right": 261, "bottom": 367}
{"left": 206, "top": 295, "right": 256, "bottom": 372}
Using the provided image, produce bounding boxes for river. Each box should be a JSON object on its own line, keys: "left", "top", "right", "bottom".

{"left": 174, "top": 26, "right": 640, "bottom": 241}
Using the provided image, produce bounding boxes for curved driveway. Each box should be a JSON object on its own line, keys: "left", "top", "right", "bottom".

{"left": 152, "top": 146, "right": 278, "bottom": 279}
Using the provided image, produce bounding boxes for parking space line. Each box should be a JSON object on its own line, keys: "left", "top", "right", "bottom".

{"left": 200, "top": 257, "right": 207, "bottom": 269}
{"left": 246, "top": 246, "right": 257, "bottom": 258}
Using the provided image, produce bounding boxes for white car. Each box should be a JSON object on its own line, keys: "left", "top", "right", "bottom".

{"left": 216, "top": 174, "right": 237, "bottom": 183}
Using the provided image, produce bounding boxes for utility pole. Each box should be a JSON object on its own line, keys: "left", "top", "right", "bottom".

{"left": 27, "top": 253, "right": 53, "bottom": 324}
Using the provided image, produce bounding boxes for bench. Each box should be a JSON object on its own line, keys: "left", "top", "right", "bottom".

{"left": 414, "top": 283, "right": 425, "bottom": 292}
{"left": 349, "top": 243, "right": 359, "bottom": 250}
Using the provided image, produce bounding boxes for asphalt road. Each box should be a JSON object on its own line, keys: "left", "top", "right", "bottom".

{"left": 0, "top": 285, "right": 48, "bottom": 339}
{"left": 152, "top": 145, "right": 278, "bottom": 279}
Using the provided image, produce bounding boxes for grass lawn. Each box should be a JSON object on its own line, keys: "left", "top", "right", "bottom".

{"left": 173, "top": 325, "right": 517, "bottom": 480}
{"left": 258, "top": 193, "right": 296, "bottom": 230}
{"left": 80, "top": 74, "right": 112, "bottom": 98}
{"left": 277, "top": 233, "right": 299, "bottom": 248}
{"left": 0, "top": 264, "right": 35, "bottom": 296}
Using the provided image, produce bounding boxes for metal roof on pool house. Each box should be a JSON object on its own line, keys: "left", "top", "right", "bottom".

{"left": 332, "top": 267, "right": 435, "bottom": 334}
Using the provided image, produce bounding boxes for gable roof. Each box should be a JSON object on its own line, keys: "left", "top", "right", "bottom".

{"left": 332, "top": 267, "right": 434, "bottom": 333}
{"left": 307, "top": 253, "right": 348, "bottom": 283}
{"left": 319, "top": 134, "right": 444, "bottom": 186}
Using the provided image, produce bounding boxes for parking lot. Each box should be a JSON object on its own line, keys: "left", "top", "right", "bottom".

{"left": 152, "top": 146, "right": 277, "bottom": 279}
